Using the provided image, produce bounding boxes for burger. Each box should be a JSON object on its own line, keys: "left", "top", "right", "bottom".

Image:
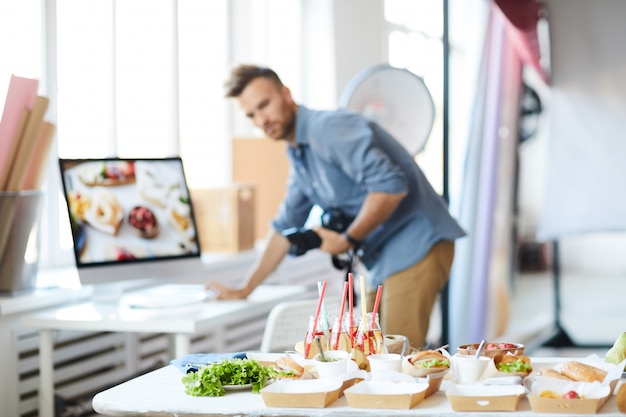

{"left": 407, "top": 350, "right": 451, "bottom": 377}
{"left": 494, "top": 354, "right": 532, "bottom": 376}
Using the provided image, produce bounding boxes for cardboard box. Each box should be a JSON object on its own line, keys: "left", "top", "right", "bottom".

{"left": 527, "top": 378, "right": 612, "bottom": 414}
{"left": 260, "top": 379, "right": 342, "bottom": 408}
{"left": 344, "top": 381, "right": 428, "bottom": 409}
{"left": 446, "top": 384, "right": 525, "bottom": 412}
{"left": 528, "top": 358, "right": 623, "bottom": 395}
{"left": 190, "top": 185, "right": 255, "bottom": 252}
{"left": 423, "top": 370, "right": 448, "bottom": 398}
{"left": 528, "top": 393, "right": 611, "bottom": 414}
{"left": 232, "top": 138, "right": 289, "bottom": 241}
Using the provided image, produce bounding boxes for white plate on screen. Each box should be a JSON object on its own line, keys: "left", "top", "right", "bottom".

{"left": 121, "top": 284, "right": 216, "bottom": 309}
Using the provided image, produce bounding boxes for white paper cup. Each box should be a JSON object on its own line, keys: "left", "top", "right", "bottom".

{"left": 367, "top": 353, "right": 403, "bottom": 373}
{"left": 313, "top": 350, "right": 350, "bottom": 378}
{"left": 452, "top": 355, "right": 491, "bottom": 384}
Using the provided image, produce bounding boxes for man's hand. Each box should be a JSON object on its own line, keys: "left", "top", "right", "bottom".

{"left": 205, "top": 282, "right": 250, "bottom": 300}
{"left": 313, "top": 227, "right": 352, "bottom": 255}
{"left": 204, "top": 229, "right": 290, "bottom": 301}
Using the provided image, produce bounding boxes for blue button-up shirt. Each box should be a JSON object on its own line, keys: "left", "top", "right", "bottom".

{"left": 272, "top": 106, "right": 465, "bottom": 287}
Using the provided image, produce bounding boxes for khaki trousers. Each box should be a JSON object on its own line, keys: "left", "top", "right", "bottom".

{"left": 366, "top": 240, "right": 455, "bottom": 350}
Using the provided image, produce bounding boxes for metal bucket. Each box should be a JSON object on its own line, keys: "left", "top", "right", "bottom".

{"left": 0, "top": 190, "right": 43, "bottom": 292}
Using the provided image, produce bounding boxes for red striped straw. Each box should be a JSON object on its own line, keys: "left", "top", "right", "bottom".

{"left": 311, "top": 280, "right": 327, "bottom": 339}
{"left": 371, "top": 285, "right": 383, "bottom": 328}
{"left": 333, "top": 281, "right": 349, "bottom": 349}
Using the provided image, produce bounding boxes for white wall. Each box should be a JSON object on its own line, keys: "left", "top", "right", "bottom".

{"left": 331, "top": 0, "right": 387, "bottom": 101}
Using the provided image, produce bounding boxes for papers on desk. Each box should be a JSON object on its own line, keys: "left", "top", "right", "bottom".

{"left": 120, "top": 284, "right": 217, "bottom": 309}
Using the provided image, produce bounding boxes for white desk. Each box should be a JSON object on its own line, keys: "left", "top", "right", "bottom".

{"left": 92, "top": 363, "right": 625, "bottom": 416}
{"left": 20, "top": 284, "right": 307, "bottom": 417}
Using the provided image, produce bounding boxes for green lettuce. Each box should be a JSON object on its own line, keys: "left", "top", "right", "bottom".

{"left": 182, "top": 358, "right": 270, "bottom": 397}
{"left": 497, "top": 358, "right": 532, "bottom": 373}
{"left": 422, "top": 358, "right": 450, "bottom": 369}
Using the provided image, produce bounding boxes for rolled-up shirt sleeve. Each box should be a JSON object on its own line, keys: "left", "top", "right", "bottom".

{"left": 271, "top": 166, "right": 314, "bottom": 232}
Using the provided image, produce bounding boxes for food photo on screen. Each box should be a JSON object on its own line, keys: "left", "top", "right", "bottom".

{"left": 59, "top": 158, "right": 200, "bottom": 266}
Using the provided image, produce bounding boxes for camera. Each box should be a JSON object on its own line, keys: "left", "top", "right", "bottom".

{"left": 282, "top": 208, "right": 354, "bottom": 257}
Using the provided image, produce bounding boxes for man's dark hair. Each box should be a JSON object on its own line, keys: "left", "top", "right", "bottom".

{"left": 224, "top": 64, "right": 283, "bottom": 98}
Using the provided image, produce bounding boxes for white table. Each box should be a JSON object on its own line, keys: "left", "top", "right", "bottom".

{"left": 92, "top": 362, "right": 625, "bottom": 416}
{"left": 20, "top": 284, "right": 307, "bottom": 417}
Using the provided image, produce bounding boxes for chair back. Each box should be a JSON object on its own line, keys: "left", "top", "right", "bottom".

{"left": 260, "top": 297, "right": 341, "bottom": 353}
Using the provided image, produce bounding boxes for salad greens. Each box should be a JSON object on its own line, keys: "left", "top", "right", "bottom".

{"left": 182, "top": 358, "right": 270, "bottom": 397}
{"left": 497, "top": 358, "right": 532, "bottom": 373}
{"left": 422, "top": 358, "right": 450, "bottom": 369}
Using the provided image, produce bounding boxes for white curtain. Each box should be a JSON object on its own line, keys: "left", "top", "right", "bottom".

{"left": 538, "top": 0, "right": 626, "bottom": 239}
{"left": 448, "top": 6, "right": 522, "bottom": 349}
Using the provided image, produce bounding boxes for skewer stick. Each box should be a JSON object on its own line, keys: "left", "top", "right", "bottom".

{"left": 359, "top": 275, "right": 368, "bottom": 332}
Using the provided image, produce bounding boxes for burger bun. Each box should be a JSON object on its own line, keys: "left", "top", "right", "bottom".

{"left": 406, "top": 350, "right": 451, "bottom": 377}
{"left": 272, "top": 356, "right": 312, "bottom": 379}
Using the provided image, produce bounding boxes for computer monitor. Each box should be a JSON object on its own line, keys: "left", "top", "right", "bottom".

{"left": 59, "top": 157, "right": 206, "bottom": 291}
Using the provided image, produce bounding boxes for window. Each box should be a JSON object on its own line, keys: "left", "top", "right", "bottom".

{"left": 2, "top": 0, "right": 462, "bottom": 276}
{"left": 1, "top": 0, "right": 302, "bottom": 272}
{"left": 384, "top": 0, "right": 444, "bottom": 194}
{"left": 52, "top": 1, "right": 232, "bottom": 268}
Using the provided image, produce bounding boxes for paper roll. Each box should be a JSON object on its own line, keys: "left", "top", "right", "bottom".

{"left": 384, "top": 334, "right": 407, "bottom": 354}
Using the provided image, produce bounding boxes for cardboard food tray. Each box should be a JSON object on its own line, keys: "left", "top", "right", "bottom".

{"left": 260, "top": 379, "right": 342, "bottom": 408}
{"left": 400, "top": 355, "right": 450, "bottom": 398}
{"left": 527, "top": 378, "right": 612, "bottom": 414}
{"left": 339, "top": 376, "right": 361, "bottom": 395}
{"left": 422, "top": 369, "right": 449, "bottom": 398}
{"left": 528, "top": 394, "right": 610, "bottom": 414}
{"left": 446, "top": 384, "right": 525, "bottom": 412}
{"left": 344, "top": 381, "right": 429, "bottom": 409}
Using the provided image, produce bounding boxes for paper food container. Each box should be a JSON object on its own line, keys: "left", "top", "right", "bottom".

{"left": 529, "top": 357, "right": 624, "bottom": 393}
{"left": 527, "top": 378, "right": 612, "bottom": 414}
{"left": 344, "top": 381, "right": 429, "bottom": 409}
{"left": 555, "top": 358, "right": 623, "bottom": 391}
{"left": 260, "top": 379, "right": 342, "bottom": 408}
{"left": 422, "top": 369, "right": 449, "bottom": 398}
{"left": 336, "top": 369, "right": 369, "bottom": 396}
{"left": 446, "top": 384, "right": 526, "bottom": 412}
{"left": 400, "top": 355, "right": 450, "bottom": 398}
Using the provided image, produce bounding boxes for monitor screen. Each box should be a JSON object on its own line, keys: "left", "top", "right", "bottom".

{"left": 59, "top": 157, "right": 205, "bottom": 287}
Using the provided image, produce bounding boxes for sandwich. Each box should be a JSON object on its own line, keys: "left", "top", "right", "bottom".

{"left": 537, "top": 361, "right": 607, "bottom": 383}
{"left": 537, "top": 368, "right": 573, "bottom": 380}
{"left": 560, "top": 361, "right": 607, "bottom": 383}
{"left": 407, "top": 350, "right": 450, "bottom": 377}
{"left": 270, "top": 356, "right": 312, "bottom": 380}
{"left": 494, "top": 354, "right": 532, "bottom": 376}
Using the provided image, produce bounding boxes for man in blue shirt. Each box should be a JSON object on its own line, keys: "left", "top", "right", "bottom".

{"left": 206, "top": 64, "right": 465, "bottom": 349}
